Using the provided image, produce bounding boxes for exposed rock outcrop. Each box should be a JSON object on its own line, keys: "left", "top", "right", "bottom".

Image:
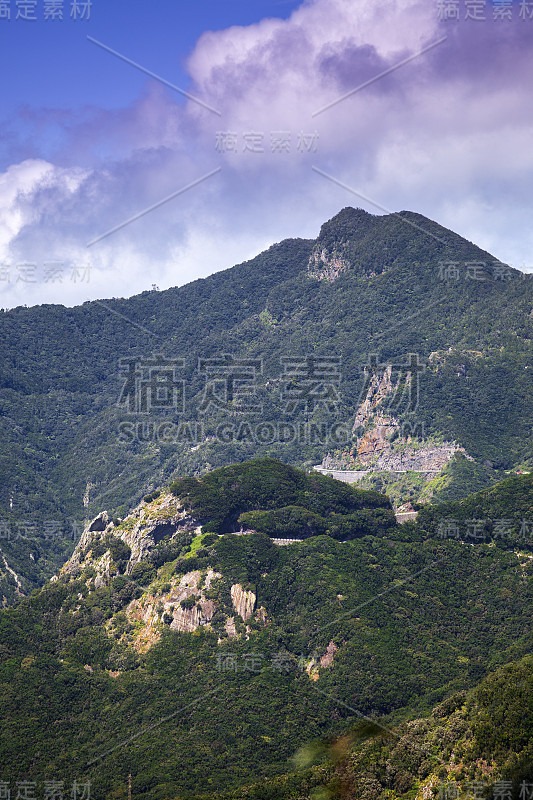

{"left": 122, "top": 568, "right": 222, "bottom": 651}
{"left": 256, "top": 606, "right": 268, "bottom": 625}
{"left": 61, "top": 491, "right": 198, "bottom": 583}
{"left": 372, "top": 444, "right": 462, "bottom": 473}
{"left": 317, "top": 353, "right": 470, "bottom": 483}
{"left": 356, "top": 414, "right": 398, "bottom": 462}
{"left": 60, "top": 492, "right": 270, "bottom": 653}
{"left": 352, "top": 366, "right": 394, "bottom": 432}
{"left": 308, "top": 246, "right": 350, "bottom": 282}
{"left": 300, "top": 641, "right": 339, "bottom": 682}
{"left": 89, "top": 511, "right": 109, "bottom": 532}
{"left": 319, "top": 640, "right": 337, "bottom": 668}
{"left": 230, "top": 584, "right": 256, "bottom": 621}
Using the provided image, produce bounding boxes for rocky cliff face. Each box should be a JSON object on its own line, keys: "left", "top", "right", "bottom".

{"left": 304, "top": 639, "right": 338, "bottom": 682}
{"left": 319, "top": 355, "right": 468, "bottom": 481}
{"left": 107, "top": 571, "right": 264, "bottom": 653}
{"left": 230, "top": 583, "right": 256, "bottom": 621}
{"left": 59, "top": 492, "right": 268, "bottom": 653}
{"left": 61, "top": 492, "right": 198, "bottom": 582}
{"left": 355, "top": 413, "right": 398, "bottom": 464}
{"left": 352, "top": 366, "right": 394, "bottom": 433}
{"left": 319, "top": 640, "right": 337, "bottom": 668}
{"left": 308, "top": 246, "right": 350, "bottom": 282}
{"left": 121, "top": 568, "right": 221, "bottom": 651}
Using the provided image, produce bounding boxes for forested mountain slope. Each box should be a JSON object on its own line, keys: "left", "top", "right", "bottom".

{"left": 1, "top": 207, "right": 532, "bottom": 600}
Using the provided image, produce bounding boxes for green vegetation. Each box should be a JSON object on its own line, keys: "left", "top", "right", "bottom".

{"left": 1, "top": 209, "right": 533, "bottom": 597}
{"left": 171, "top": 458, "right": 392, "bottom": 535}
{"left": 420, "top": 452, "right": 502, "bottom": 503}
{"left": 358, "top": 453, "right": 503, "bottom": 507}
{"left": 416, "top": 473, "right": 533, "bottom": 549}
{"left": 143, "top": 491, "right": 161, "bottom": 504}
{"left": 239, "top": 505, "right": 397, "bottom": 540}
{"left": 186, "top": 532, "right": 210, "bottom": 556}
{"left": 90, "top": 533, "right": 131, "bottom": 566}
{"left": 1, "top": 199, "right": 533, "bottom": 799}
{"left": 0, "top": 461, "right": 532, "bottom": 799}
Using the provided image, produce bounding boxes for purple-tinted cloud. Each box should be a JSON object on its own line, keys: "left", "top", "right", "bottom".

{"left": 1, "top": 0, "right": 533, "bottom": 311}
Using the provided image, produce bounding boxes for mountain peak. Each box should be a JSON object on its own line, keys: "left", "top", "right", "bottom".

{"left": 307, "top": 205, "right": 512, "bottom": 283}
{"left": 317, "top": 206, "right": 376, "bottom": 243}
{"left": 309, "top": 206, "right": 381, "bottom": 281}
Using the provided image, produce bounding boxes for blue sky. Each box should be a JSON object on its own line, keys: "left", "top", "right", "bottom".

{"left": 1, "top": 2, "right": 302, "bottom": 116}
{"left": 0, "top": 0, "right": 302, "bottom": 164}
{"left": 1, "top": 0, "right": 533, "bottom": 309}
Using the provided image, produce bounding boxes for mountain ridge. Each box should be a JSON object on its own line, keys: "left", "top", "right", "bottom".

{"left": 0, "top": 207, "right": 532, "bottom": 602}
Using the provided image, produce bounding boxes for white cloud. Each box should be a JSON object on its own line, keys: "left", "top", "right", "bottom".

{"left": 2, "top": 0, "right": 533, "bottom": 309}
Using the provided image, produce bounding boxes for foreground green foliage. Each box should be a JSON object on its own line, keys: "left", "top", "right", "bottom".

{"left": 0, "top": 506, "right": 532, "bottom": 800}
{"left": 182, "top": 650, "right": 533, "bottom": 799}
